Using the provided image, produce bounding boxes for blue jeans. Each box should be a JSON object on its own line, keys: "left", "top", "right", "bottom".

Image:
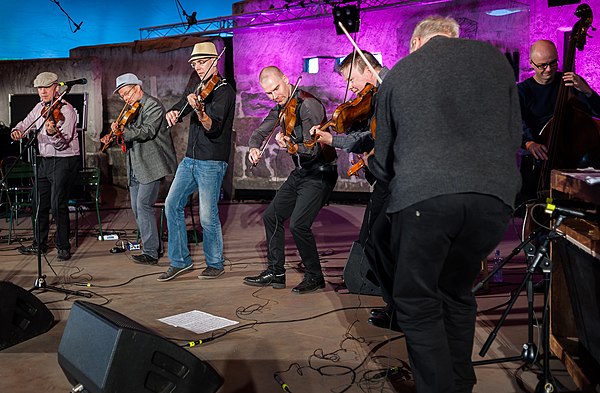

{"left": 129, "top": 176, "right": 161, "bottom": 259}
{"left": 165, "top": 157, "right": 227, "bottom": 269}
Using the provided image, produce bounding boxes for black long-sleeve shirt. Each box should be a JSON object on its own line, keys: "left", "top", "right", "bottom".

{"left": 518, "top": 72, "right": 600, "bottom": 149}
{"left": 170, "top": 75, "right": 236, "bottom": 162}
{"left": 249, "top": 89, "right": 336, "bottom": 171}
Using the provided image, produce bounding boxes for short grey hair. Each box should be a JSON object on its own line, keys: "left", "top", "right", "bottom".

{"left": 411, "top": 16, "right": 460, "bottom": 42}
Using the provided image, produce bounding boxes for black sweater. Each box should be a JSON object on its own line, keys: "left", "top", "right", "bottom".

{"left": 370, "top": 36, "right": 522, "bottom": 213}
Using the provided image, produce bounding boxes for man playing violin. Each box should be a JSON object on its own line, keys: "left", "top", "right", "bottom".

{"left": 158, "top": 41, "right": 235, "bottom": 281}
{"left": 244, "top": 66, "right": 338, "bottom": 293}
{"left": 310, "top": 51, "right": 395, "bottom": 328}
{"left": 518, "top": 39, "right": 600, "bottom": 205}
{"left": 101, "top": 73, "right": 177, "bottom": 264}
{"left": 10, "top": 72, "right": 80, "bottom": 260}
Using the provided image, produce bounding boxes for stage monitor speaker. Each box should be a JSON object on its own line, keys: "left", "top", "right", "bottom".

{"left": 0, "top": 281, "right": 55, "bottom": 351}
{"left": 548, "top": 0, "right": 580, "bottom": 6}
{"left": 333, "top": 5, "right": 360, "bottom": 35}
{"left": 343, "top": 241, "right": 381, "bottom": 296}
{"left": 58, "top": 300, "right": 223, "bottom": 393}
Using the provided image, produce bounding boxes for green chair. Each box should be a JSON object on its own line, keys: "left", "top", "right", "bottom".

{"left": 69, "top": 167, "right": 102, "bottom": 246}
{"left": 0, "top": 157, "right": 34, "bottom": 244}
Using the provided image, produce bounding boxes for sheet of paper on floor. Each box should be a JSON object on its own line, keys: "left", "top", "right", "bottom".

{"left": 159, "top": 310, "right": 238, "bottom": 334}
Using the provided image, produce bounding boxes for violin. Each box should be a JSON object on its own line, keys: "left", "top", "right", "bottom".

{"left": 347, "top": 117, "right": 377, "bottom": 176}
{"left": 281, "top": 97, "right": 299, "bottom": 154}
{"left": 304, "top": 83, "right": 376, "bottom": 148}
{"left": 196, "top": 73, "right": 220, "bottom": 109}
{"left": 101, "top": 101, "right": 141, "bottom": 152}
{"left": 42, "top": 100, "right": 65, "bottom": 137}
{"left": 252, "top": 77, "right": 303, "bottom": 165}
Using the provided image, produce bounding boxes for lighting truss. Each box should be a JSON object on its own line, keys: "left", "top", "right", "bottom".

{"left": 139, "top": 0, "right": 451, "bottom": 39}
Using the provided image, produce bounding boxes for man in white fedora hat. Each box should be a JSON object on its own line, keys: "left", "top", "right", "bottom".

{"left": 101, "top": 72, "right": 177, "bottom": 265}
{"left": 10, "top": 71, "right": 80, "bottom": 260}
{"left": 159, "top": 41, "right": 235, "bottom": 281}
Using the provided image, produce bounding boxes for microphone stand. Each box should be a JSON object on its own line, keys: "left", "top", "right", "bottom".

{"left": 472, "top": 215, "right": 565, "bottom": 393}
{"left": 5, "top": 86, "right": 91, "bottom": 298}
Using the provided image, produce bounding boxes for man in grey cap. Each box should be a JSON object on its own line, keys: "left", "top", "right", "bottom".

{"left": 10, "top": 72, "right": 80, "bottom": 260}
{"left": 101, "top": 73, "right": 177, "bottom": 264}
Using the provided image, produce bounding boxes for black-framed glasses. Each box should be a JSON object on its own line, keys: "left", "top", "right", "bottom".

{"left": 530, "top": 59, "right": 558, "bottom": 71}
{"left": 190, "top": 58, "right": 212, "bottom": 68}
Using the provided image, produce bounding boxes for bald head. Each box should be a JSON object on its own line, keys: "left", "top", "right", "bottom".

{"left": 530, "top": 40, "right": 558, "bottom": 59}
{"left": 259, "top": 66, "right": 284, "bottom": 84}
{"left": 529, "top": 40, "right": 559, "bottom": 85}
{"left": 259, "top": 66, "right": 291, "bottom": 105}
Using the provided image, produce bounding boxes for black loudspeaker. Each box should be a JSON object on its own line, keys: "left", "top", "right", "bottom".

{"left": 548, "top": 0, "right": 580, "bottom": 6}
{"left": 343, "top": 241, "right": 381, "bottom": 296}
{"left": 333, "top": 5, "right": 360, "bottom": 35}
{"left": 0, "top": 281, "right": 55, "bottom": 350}
{"left": 58, "top": 301, "right": 223, "bottom": 393}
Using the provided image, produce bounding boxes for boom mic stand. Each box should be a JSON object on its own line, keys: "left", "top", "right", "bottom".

{"left": 472, "top": 226, "right": 542, "bottom": 367}
{"left": 6, "top": 88, "right": 90, "bottom": 298}
{"left": 473, "top": 214, "right": 567, "bottom": 393}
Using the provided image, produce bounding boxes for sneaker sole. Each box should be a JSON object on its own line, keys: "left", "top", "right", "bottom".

{"left": 242, "top": 280, "right": 286, "bottom": 289}
{"left": 199, "top": 270, "right": 224, "bottom": 279}
{"left": 157, "top": 264, "right": 193, "bottom": 282}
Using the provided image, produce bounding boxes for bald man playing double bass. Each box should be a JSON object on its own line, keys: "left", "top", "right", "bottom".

{"left": 517, "top": 39, "right": 600, "bottom": 204}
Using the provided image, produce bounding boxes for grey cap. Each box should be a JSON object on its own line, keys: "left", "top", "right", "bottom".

{"left": 33, "top": 72, "right": 58, "bottom": 88}
{"left": 113, "top": 73, "right": 143, "bottom": 94}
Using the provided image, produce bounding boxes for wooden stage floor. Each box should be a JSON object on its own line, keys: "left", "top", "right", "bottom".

{"left": 0, "top": 190, "right": 579, "bottom": 392}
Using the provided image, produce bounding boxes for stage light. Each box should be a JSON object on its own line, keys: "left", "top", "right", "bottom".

{"left": 332, "top": 5, "right": 360, "bottom": 35}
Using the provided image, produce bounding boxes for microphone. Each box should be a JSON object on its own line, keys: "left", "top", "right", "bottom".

{"left": 58, "top": 78, "right": 87, "bottom": 87}
{"left": 544, "top": 201, "right": 599, "bottom": 223}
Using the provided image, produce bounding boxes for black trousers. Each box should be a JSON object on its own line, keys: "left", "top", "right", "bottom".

{"left": 263, "top": 168, "right": 337, "bottom": 279}
{"left": 362, "top": 181, "right": 393, "bottom": 305}
{"left": 33, "top": 156, "right": 80, "bottom": 251}
{"left": 390, "top": 193, "right": 511, "bottom": 393}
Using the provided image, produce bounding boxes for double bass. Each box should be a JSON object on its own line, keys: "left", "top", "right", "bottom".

{"left": 537, "top": 4, "right": 600, "bottom": 195}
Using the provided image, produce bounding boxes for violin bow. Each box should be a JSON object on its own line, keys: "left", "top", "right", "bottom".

{"left": 337, "top": 22, "right": 383, "bottom": 85}
{"left": 254, "top": 76, "right": 303, "bottom": 165}
{"left": 170, "top": 46, "right": 227, "bottom": 127}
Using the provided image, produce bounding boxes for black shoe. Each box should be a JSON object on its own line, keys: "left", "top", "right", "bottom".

{"left": 132, "top": 254, "right": 158, "bottom": 265}
{"left": 57, "top": 249, "right": 71, "bottom": 261}
{"left": 368, "top": 307, "right": 402, "bottom": 332}
{"left": 370, "top": 307, "right": 386, "bottom": 317}
{"left": 18, "top": 244, "right": 48, "bottom": 255}
{"left": 243, "top": 270, "right": 286, "bottom": 288}
{"left": 292, "top": 276, "right": 325, "bottom": 294}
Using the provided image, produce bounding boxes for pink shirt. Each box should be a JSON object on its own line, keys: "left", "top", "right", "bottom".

{"left": 13, "top": 99, "right": 80, "bottom": 157}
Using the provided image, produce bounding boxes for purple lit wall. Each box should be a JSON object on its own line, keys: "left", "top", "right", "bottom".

{"left": 231, "top": 0, "right": 599, "bottom": 193}
{"left": 527, "top": 0, "right": 599, "bottom": 86}
{"left": 232, "top": 0, "right": 537, "bottom": 192}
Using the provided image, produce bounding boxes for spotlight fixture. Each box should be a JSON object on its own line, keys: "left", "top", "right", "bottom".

{"left": 332, "top": 5, "right": 360, "bottom": 35}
